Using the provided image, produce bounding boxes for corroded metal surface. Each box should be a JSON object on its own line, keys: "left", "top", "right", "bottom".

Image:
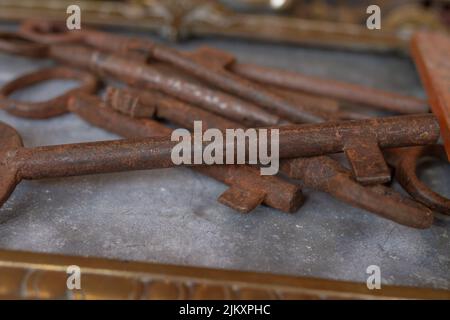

{"left": 411, "top": 31, "right": 450, "bottom": 160}
{"left": 69, "top": 94, "right": 304, "bottom": 214}
{"left": 275, "top": 115, "right": 439, "bottom": 159}
{"left": 0, "top": 31, "right": 47, "bottom": 57}
{"left": 230, "top": 62, "right": 429, "bottom": 114}
{"left": 386, "top": 145, "right": 450, "bottom": 216}
{"left": 0, "top": 66, "right": 98, "bottom": 118}
{"left": 106, "top": 87, "right": 435, "bottom": 229}
{"left": 282, "top": 155, "right": 433, "bottom": 229}
{"left": 16, "top": 20, "right": 422, "bottom": 119}
{"left": 0, "top": 28, "right": 448, "bottom": 291}
{"left": 0, "top": 114, "right": 440, "bottom": 215}
{"left": 105, "top": 85, "right": 438, "bottom": 187}
{"left": 50, "top": 44, "right": 283, "bottom": 126}
{"left": 105, "top": 86, "right": 242, "bottom": 131}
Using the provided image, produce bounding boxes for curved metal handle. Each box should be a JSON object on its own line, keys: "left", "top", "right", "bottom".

{"left": 388, "top": 145, "right": 450, "bottom": 216}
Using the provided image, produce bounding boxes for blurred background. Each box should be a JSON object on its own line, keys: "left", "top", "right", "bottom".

{"left": 0, "top": 0, "right": 448, "bottom": 51}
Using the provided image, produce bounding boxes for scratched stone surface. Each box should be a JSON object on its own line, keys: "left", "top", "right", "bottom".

{"left": 0, "top": 24, "right": 449, "bottom": 290}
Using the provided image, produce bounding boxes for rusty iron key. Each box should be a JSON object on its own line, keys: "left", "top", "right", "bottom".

{"left": 13, "top": 21, "right": 427, "bottom": 115}
{"left": 106, "top": 87, "right": 434, "bottom": 228}
{"left": 81, "top": 31, "right": 419, "bottom": 119}
{"left": 16, "top": 21, "right": 371, "bottom": 122}
{"left": 3, "top": 27, "right": 411, "bottom": 121}
{"left": 81, "top": 26, "right": 426, "bottom": 116}
{"left": 46, "top": 44, "right": 284, "bottom": 127}
{"left": 281, "top": 155, "right": 433, "bottom": 229}
{"left": 0, "top": 66, "right": 98, "bottom": 119}
{"left": 68, "top": 94, "right": 304, "bottom": 214}
{"left": 0, "top": 112, "right": 440, "bottom": 210}
{"left": 0, "top": 31, "right": 47, "bottom": 57}
{"left": 143, "top": 51, "right": 357, "bottom": 122}
{"left": 385, "top": 145, "right": 450, "bottom": 216}
{"left": 17, "top": 20, "right": 345, "bottom": 123}
{"left": 106, "top": 86, "right": 439, "bottom": 185}
{"left": 180, "top": 45, "right": 427, "bottom": 115}
{"left": 146, "top": 61, "right": 341, "bottom": 123}
{"left": 229, "top": 61, "right": 429, "bottom": 115}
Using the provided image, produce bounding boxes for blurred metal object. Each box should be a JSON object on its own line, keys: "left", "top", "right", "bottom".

{"left": 1, "top": 248, "right": 449, "bottom": 299}
{"left": 385, "top": 145, "right": 450, "bottom": 216}
{"left": 230, "top": 60, "right": 428, "bottom": 114}
{"left": 412, "top": 31, "right": 450, "bottom": 160}
{"left": 0, "top": 31, "right": 48, "bottom": 57}
{"left": 105, "top": 86, "right": 435, "bottom": 229}
{"left": 0, "top": 0, "right": 408, "bottom": 51}
{"left": 0, "top": 66, "right": 98, "bottom": 119}
{"left": 269, "top": 1, "right": 449, "bottom": 31}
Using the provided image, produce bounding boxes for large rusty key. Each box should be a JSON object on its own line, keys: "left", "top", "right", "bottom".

{"left": 69, "top": 94, "right": 304, "bottom": 214}
{"left": 107, "top": 88, "right": 440, "bottom": 184}
{"left": 0, "top": 114, "right": 440, "bottom": 208}
{"left": 106, "top": 87, "right": 435, "bottom": 228}
{"left": 17, "top": 20, "right": 339, "bottom": 123}
{"left": 0, "top": 123, "right": 179, "bottom": 208}
{"left": 412, "top": 31, "right": 450, "bottom": 160}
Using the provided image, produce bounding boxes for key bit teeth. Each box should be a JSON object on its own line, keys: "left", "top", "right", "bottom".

{"left": 218, "top": 186, "right": 266, "bottom": 214}
{"left": 0, "top": 121, "right": 23, "bottom": 151}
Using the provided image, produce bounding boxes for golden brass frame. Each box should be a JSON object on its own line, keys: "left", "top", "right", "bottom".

{"left": 0, "top": 249, "right": 449, "bottom": 299}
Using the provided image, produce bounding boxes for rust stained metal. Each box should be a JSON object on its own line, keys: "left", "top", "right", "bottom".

{"left": 47, "top": 44, "right": 283, "bottom": 127}
{"left": 281, "top": 156, "right": 433, "bottom": 229}
{"left": 105, "top": 87, "right": 436, "bottom": 228}
{"left": 0, "top": 31, "right": 47, "bottom": 57}
{"left": 229, "top": 62, "right": 429, "bottom": 115}
{"left": 85, "top": 33, "right": 407, "bottom": 121}
{"left": 385, "top": 145, "right": 450, "bottom": 216}
{"left": 0, "top": 112, "right": 439, "bottom": 213}
{"left": 14, "top": 21, "right": 427, "bottom": 117}
{"left": 0, "top": 21, "right": 443, "bottom": 227}
{"left": 175, "top": 46, "right": 367, "bottom": 121}
{"left": 273, "top": 113, "right": 439, "bottom": 187}
{"left": 0, "top": 118, "right": 179, "bottom": 209}
{"left": 411, "top": 31, "right": 450, "bottom": 160}
{"left": 17, "top": 20, "right": 407, "bottom": 121}
{"left": 19, "top": 19, "right": 84, "bottom": 44}
{"left": 68, "top": 94, "right": 303, "bottom": 214}
{"left": 275, "top": 115, "right": 439, "bottom": 160}
{"left": 19, "top": 20, "right": 329, "bottom": 123}
{"left": 105, "top": 86, "right": 243, "bottom": 131}
{"left": 105, "top": 86, "right": 439, "bottom": 185}
{"left": 0, "top": 67, "right": 98, "bottom": 119}
{"left": 148, "top": 43, "right": 331, "bottom": 123}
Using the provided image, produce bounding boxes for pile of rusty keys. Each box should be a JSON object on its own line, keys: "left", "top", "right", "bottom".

{"left": 0, "top": 19, "right": 448, "bottom": 230}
